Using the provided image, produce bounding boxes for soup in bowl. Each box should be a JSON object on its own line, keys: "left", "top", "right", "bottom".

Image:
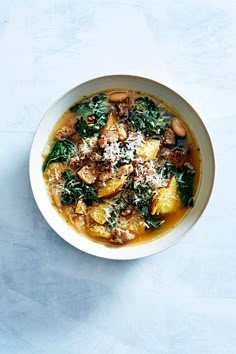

{"left": 29, "top": 75, "right": 214, "bottom": 259}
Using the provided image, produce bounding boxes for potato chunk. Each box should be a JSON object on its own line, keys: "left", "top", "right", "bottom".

{"left": 97, "top": 175, "right": 127, "bottom": 198}
{"left": 136, "top": 139, "right": 160, "bottom": 160}
{"left": 100, "top": 110, "right": 117, "bottom": 135}
{"left": 88, "top": 203, "right": 110, "bottom": 225}
{"left": 75, "top": 199, "right": 87, "bottom": 214}
{"left": 151, "top": 176, "right": 181, "bottom": 215}
{"left": 88, "top": 224, "right": 111, "bottom": 239}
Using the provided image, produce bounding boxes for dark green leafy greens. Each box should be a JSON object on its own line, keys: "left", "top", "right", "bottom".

{"left": 145, "top": 214, "right": 165, "bottom": 228}
{"left": 43, "top": 139, "right": 77, "bottom": 172}
{"left": 158, "top": 161, "right": 177, "bottom": 179}
{"left": 158, "top": 161, "right": 195, "bottom": 207}
{"left": 132, "top": 183, "right": 164, "bottom": 228}
{"left": 106, "top": 191, "right": 132, "bottom": 230}
{"left": 76, "top": 114, "right": 107, "bottom": 137}
{"left": 129, "top": 97, "right": 167, "bottom": 136}
{"left": 61, "top": 170, "right": 100, "bottom": 205}
{"left": 177, "top": 164, "right": 195, "bottom": 207}
{"left": 71, "top": 94, "right": 111, "bottom": 137}
{"left": 107, "top": 208, "right": 120, "bottom": 229}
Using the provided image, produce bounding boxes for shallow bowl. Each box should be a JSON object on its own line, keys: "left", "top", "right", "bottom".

{"left": 29, "top": 75, "right": 215, "bottom": 260}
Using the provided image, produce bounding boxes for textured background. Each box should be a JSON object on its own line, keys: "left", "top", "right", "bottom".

{"left": 0, "top": 0, "right": 236, "bottom": 353}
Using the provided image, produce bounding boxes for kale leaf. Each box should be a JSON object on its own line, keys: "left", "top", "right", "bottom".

{"left": 61, "top": 170, "right": 84, "bottom": 204}
{"left": 61, "top": 170, "right": 100, "bottom": 205}
{"left": 91, "top": 93, "right": 111, "bottom": 116}
{"left": 70, "top": 102, "right": 93, "bottom": 116}
{"left": 76, "top": 118, "right": 94, "bottom": 137}
{"left": 145, "top": 214, "right": 165, "bottom": 228}
{"left": 131, "top": 182, "right": 164, "bottom": 228}
{"left": 71, "top": 94, "right": 111, "bottom": 137}
{"left": 129, "top": 97, "right": 167, "bottom": 136}
{"left": 76, "top": 113, "right": 108, "bottom": 138}
{"left": 132, "top": 183, "right": 153, "bottom": 212}
{"left": 158, "top": 161, "right": 177, "bottom": 179}
{"left": 177, "top": 164, "right": 195, "bottom": 207}
{"left": 43, "top": 139, "right": 77, "bottom": 172}
{"left": 107, "top": 208, "right": 120, "bottom": 229}
{"left": 82, "top": 184, "right": 100, "bottom": 206}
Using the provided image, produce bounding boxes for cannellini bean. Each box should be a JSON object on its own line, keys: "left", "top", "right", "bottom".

{"left": 109, "top": 92, "right": 128, "bottom": 102}
{"left": 171, "top": 118, "right": 186, "bottom": 137}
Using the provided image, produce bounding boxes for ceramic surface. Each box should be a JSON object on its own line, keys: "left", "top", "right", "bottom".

{"left": 30, "top": 75, "right": 215, "bottom": 260}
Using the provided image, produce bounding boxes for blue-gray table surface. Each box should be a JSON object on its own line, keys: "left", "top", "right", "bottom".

{"left": 0, "top": 1, "right": 235, "bottom": 353}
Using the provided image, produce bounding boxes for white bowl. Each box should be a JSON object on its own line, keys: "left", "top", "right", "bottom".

{"left": 29, "top": 75, "right": 215, "bottom": 260}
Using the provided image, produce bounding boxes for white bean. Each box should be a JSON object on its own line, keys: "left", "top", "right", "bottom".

{"left": 109, "top": 92, "right": 128, "bottom": 102}
{"left": 171, "top": 118, "right": 186, "bottom": 137}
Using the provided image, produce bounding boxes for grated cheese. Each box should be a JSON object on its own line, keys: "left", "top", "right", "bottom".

{"left": 103, "top": 131, "right": 144, "bottom": 166}
{"left": 134, "top": 160, "right": 168, "bottom": 189}
{"left": 79, "top": 135, "right": 98, "bottom": 155}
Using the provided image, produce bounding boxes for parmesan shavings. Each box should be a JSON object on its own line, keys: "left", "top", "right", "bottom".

{"left": 79, "top": 135, "right": 98, "bottom": 155}
{"left": 134, "top": 160, "right": 168, "bottom": 189}
{"left": 103, "top": 131, "right": 144, "bottom": 166}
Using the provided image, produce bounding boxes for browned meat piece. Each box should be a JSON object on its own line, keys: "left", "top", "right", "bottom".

{"left": 77, "top": 163, "right": 99, "bottom": 184}
{"left": 98, "top": 131, "right": 119, "bottom": 148}
{"left": 98, "top": 164, "right": 133, "bottom": 189}
{"left": 90, "top": 151, "right": 103, "bottom": 162}
{"left": 160, "top": 148, "right": 170, "bottom": 159}
{"left": 117, "top": 164, "right": 134, "bottom": 176}
{"left": 98, "top": 136, "right": 107, "bottom": 148}
{"left": 116, "top": 102, "right": 129, "bottom": 117}
{"left": 56, "top": 126, "right": 75, "bottom": 139}
{"left": 163, "top": 128, "right": 176, "bottom": 146}
{"left": 69, "top": 156, "right": 84, "bottom": 169}
{"left": 169, "top": 149, "right": 186, "bottom": 168}
{"left": 98, "top": 170, "right": 113, "bottom": 182}
{"left": 111, "top": 227, "right": 135, "bottom": 244}
{"left": 121, "top": 205, "right": 133, "bottom": 216}
{"left": 159, "top": 148, "right": 186, "bottom": 168}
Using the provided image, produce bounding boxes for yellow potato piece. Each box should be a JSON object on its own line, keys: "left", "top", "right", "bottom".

{"left": 97, "top": 175, "right": 127, "bottom": 198}
{"left": 119, "top": 212, "right": 145, "bottom": 235}
{"left": 75, "top": 199, "right": 87, "bottom": 214}
{"left": 88, "top": 203, "right": 110, "bottom": 225}
{"left": 100, "top": 110, "right": 117, "bottom": 135}
{"left": 136, "top": 139, "right": 160, "bottom": 160}
{"left": 151, "top": 176, "right": 181, "bottom": 215}
{"left": 88, "top": 224, "right": 111, "bottom": 239}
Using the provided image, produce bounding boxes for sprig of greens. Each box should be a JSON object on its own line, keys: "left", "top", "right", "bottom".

{"left": 61, "top": 170, "right": 100, "bottom": 205}
{"left": 43, "top": 139, "right": 77, "bottom": 172}
{"left": 131, "top": 182, "right": 164, "bottom": 228}
{"left": 76, "top": 114, "right": 107, "bottom": 138}
{"left": 177, "top": 164, "right": 195, "bottom": 207}
{"left": 71, "top": 94, "right": 111, "bottom": 137}
{"left": 129, "top": 96, "right": 167, "bottom": 136}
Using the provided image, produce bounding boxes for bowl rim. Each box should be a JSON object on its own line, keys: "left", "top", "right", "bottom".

{"left": 29, "top": 74, "right": 215, "bottom": 260}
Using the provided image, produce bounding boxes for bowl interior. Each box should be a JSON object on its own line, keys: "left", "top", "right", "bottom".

{"left": 29, "top": 75, "right": 215, "bottom": 260}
